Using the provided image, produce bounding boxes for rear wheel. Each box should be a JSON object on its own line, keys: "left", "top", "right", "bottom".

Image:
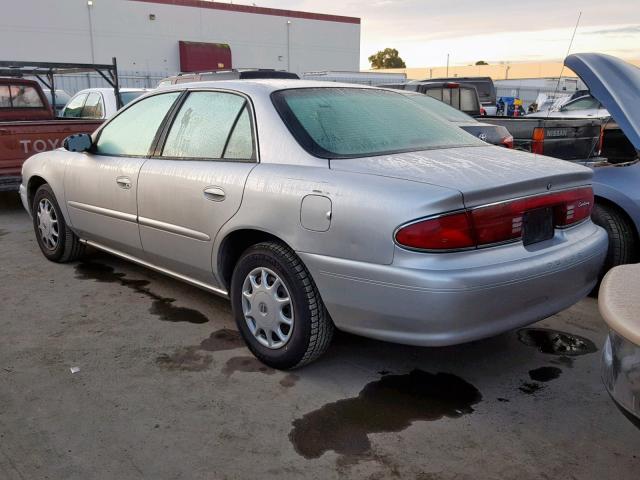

{"left": 591, "top": 202, "right": 637, "bottom": 280}
{"left": 32, "top": 184, "right": 85, "bottom": 263}
{"left": 230, "top": 241, "right": 334, "bottom": 369}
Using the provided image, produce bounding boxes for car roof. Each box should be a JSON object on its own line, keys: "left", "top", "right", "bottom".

{"left": 157, "top": 78, "right": 380, "bottom": 94}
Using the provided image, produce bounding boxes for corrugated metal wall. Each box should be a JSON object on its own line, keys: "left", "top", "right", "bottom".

{"left": 36, "top": 70, "right": 166, "bottom": 95}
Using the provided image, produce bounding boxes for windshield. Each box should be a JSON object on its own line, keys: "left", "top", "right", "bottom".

{"left": 403, "top": 93, "right": 474, "bottom": 123}
{"left": 271, "top": 88, "right": 483, "bottom": 159}
{"left": 121, "top": 91, "right": 145, "bottom": 105}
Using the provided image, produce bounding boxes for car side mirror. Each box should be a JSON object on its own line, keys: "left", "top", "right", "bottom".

{"left": 63, "top": 133, "right": 93, "bottom": 152}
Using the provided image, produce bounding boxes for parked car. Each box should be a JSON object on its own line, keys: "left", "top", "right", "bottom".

{"left": 158, "top": 68, "right": 299, "bottom": 87}
{"left": 527, "top": 94, "right": 609, "bottom": 119}
{"left": 20, "top": 81, "right": 607, "bottom": 368}
{"left": 381, "top": 81, "right": 482, "bottom": 115}
{"left": 599, "top": 264, "right": 640, "bottom": 429}
{"left": 0, "top": 77, "right": 102, "bottom": 191}
{"left": 42, "top": 88, "right": 71, "bottom": 116}
{"left": 425, "top": 76, "right": 497, "bottom": 115}
{"left": 564, "top": 53, "right": 640, "bottom": 278}
{"left": 62, "top": 88, "right": 148, "bottom": 119}
{"left": 481, "top": 115, "right": 603, "bottom": 160}
{"left": 398, "top": 91, "right": 513, "bottom": 147}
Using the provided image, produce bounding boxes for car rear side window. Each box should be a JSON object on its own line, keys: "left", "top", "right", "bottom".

{"left": 96, "top": 92, "right": 181, "bottom": 157}
{"left": 272, "top": 88, "right": 482, "bottom": 158}
{"left": 0, "top": 86, "right": 10, "bottom": 107}
{"left": 161, "top": 91, "right": 255, "bottom": 161}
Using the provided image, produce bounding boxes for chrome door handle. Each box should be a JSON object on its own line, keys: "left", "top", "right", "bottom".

{"left": 204, "top": 186, "right": 226, "bottom": 201}
{"left": 116, "top": 176, "right": 132, "bottom": 189}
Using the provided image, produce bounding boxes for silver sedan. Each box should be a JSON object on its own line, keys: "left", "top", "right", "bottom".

{"left": 20, "top": 80, "right": 608, "bottom": 368}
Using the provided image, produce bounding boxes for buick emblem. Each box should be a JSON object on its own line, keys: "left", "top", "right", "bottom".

{"left": 546, "top": 183, "right": 553, "bottom": 190}
{"left": 478, "top": 133, "right": 487, "bottom": 141}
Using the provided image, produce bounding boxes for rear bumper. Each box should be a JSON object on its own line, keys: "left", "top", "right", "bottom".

{"left": 299, "top": 221, "right": 607, "bottom": 346}
{"left": 0, "top": 175, "right": 21, "bottom": 192}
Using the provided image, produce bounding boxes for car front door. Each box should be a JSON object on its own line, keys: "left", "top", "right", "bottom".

{"left": 64, "top": 91, "right": 182, "bottom": 257}
{"left": 136, "top": 90, "right": 258, "bottom": 288}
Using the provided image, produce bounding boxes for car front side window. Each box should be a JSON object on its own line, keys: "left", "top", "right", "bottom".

{"left": 63, "top": 93, "right": 88, "bottom": 118}
{"left": 161, "top": 91, "right": 255, "bottom": 161}
{"left": 81, "top": 92, "right": 104, "bottom": 119}
{"left": 95, "top": 92, "right": 181, "bottom": 157}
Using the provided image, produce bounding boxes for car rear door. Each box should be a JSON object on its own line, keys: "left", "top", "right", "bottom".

{"left": 136, "top": 89, "right": 257, "bottom": 287}
{"left": 64, "top": 91, "right": 182, "bottom": 257}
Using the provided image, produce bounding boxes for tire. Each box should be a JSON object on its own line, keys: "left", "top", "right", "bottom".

{"left": 230, "top": 241, "right": 334, "bottom": 369}
{"left": 32, "top": 184, "right": 85, "bottom": 263}
{"left": 591, "top": 202, "right": 637, "bottom": 278}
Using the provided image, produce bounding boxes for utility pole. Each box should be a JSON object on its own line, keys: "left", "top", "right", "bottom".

{"left": 87, "top": 0, "right": 95, "bottom": 87}
{"left": 446, "top": 53, "right": 450, "bottom": 77}
{"left": 286, "top": 20, "right": 291, "bottom": 71}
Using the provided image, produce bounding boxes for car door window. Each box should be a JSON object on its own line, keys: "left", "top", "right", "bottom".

{"left": 81, "top": 92, "right": 104, "bottom": 119}
{"left": 95, "top": 92, "right": 181, "bottom": 157}
{"left": 162, "top": 91, "right": 255, "bottom": 160}
{"left": 63, "top": 93, "right": 88, "bottom": 118}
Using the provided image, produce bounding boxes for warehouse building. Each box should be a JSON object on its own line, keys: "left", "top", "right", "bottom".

{"left": 0, "top": 0, "right": 360, "bottom": 91}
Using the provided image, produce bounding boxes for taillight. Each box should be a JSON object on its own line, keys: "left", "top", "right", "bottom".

{"left": 395, "top": 187, "right": 594, "bottom": 251}
{"left": 532, "top": 127, "right": 544, "bottom": 154}
{"left": 501, "top": 134, "right": 514, "bottom": 149}
{"left": 395, "top": 211, "right": 475, "bottom": 250}
{"left": 444, "top": 82, "right": 460, "bottom": 89}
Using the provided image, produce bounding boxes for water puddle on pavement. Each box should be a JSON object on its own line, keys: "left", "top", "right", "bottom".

{"left": 156, "top": 346, "right": 213, "bottom": 371}
{"left": 519, "top": 382, "right": 544, "bottom": 395}
{"left": 289, "top": 369, "right": 481, "bottom": 460}
{"left": 199, "top": 328, "right": 243, "bottom": 352}
{"left": 517, "top": 328, "right": 597, "bottom": 356}
{"left": 280, "top": 373, "right": 300, "bottom": 388}
{"left": 75, "top": 262, "right": 209, "bottom": 324}
{"left": 529, "top": 366, "right": 562, "bottom": 382}
{"left": 222, "top": 356, "right": 276, "bottom": 377}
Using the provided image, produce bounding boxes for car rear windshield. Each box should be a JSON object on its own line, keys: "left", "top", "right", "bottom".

{"left": 271, "top": 88, "right": 483, "bottom": 158}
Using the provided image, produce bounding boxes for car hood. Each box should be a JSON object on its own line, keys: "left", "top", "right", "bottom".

{"left": 330, "top": 146, "right": 592, "bottom": 207}
{"left": 565, "top": 53, "right": 640, "bottom": 151}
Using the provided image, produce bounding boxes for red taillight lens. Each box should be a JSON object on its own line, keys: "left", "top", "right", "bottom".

{"left": 532, "top": 127, "right": 544, "bottom": 154}
{"left": 501, "top": 134, "right": 514, "bottom": 149}
{"left": 444, "top": 82, "right": 460, "bottom": 88}
{"left": 395, "top": 211, "right": 475, "bottom": 250}
{"left": 395, "top": 187, "right": 594, "bottom": 251}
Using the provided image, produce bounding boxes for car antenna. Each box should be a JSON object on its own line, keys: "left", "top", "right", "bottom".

{"left": 547, "top": 11, "right": 582, "bottom": 119}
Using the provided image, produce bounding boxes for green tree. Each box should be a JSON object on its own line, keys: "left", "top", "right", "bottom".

{"left": 368, "top": 48, "right": 406, "bottom": 69}
{"left": 475, "top": 60, "right": 489, "bottom": 65}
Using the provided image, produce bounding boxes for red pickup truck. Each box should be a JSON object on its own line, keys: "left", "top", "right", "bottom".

{"left": 0, "top": 77, "right": 102, "bottom": 191}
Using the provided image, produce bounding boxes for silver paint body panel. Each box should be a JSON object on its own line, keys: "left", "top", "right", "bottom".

{"left": 20, "top": 79, "right": 608, "bottom": 347}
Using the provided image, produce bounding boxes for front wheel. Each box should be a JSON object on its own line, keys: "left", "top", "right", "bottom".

{"left": 230, "top": 242, "right": 334, "bottom": 369}
{"left": 32, "top": 184, "right": 85, "bottom": 263}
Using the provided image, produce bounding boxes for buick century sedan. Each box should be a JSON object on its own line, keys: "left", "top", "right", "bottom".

{"left": 20, "top": 80, "right": 608, "bottom": 368}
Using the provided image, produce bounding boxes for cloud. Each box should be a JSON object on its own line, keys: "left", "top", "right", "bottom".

{"left": 586, "top": 25, "right": 640, "bottom": 35}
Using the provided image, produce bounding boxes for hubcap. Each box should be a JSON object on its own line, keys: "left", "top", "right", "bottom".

{"left": 241, "top": 267, "right": 294, "bottom": 349}
{"left": 36, "top": 198, "right": 59, "bottom": 250}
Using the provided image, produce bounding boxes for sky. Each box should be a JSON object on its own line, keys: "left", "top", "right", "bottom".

{"left": 251, "top": 0, "right": 640, "bottom": 68}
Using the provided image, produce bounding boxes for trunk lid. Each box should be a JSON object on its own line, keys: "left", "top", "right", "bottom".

{"left": 330, "top": 145, "right": 593, "bottom": 207}
{"left": 565, "top": 53, "right": 640, "bottom": 152}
